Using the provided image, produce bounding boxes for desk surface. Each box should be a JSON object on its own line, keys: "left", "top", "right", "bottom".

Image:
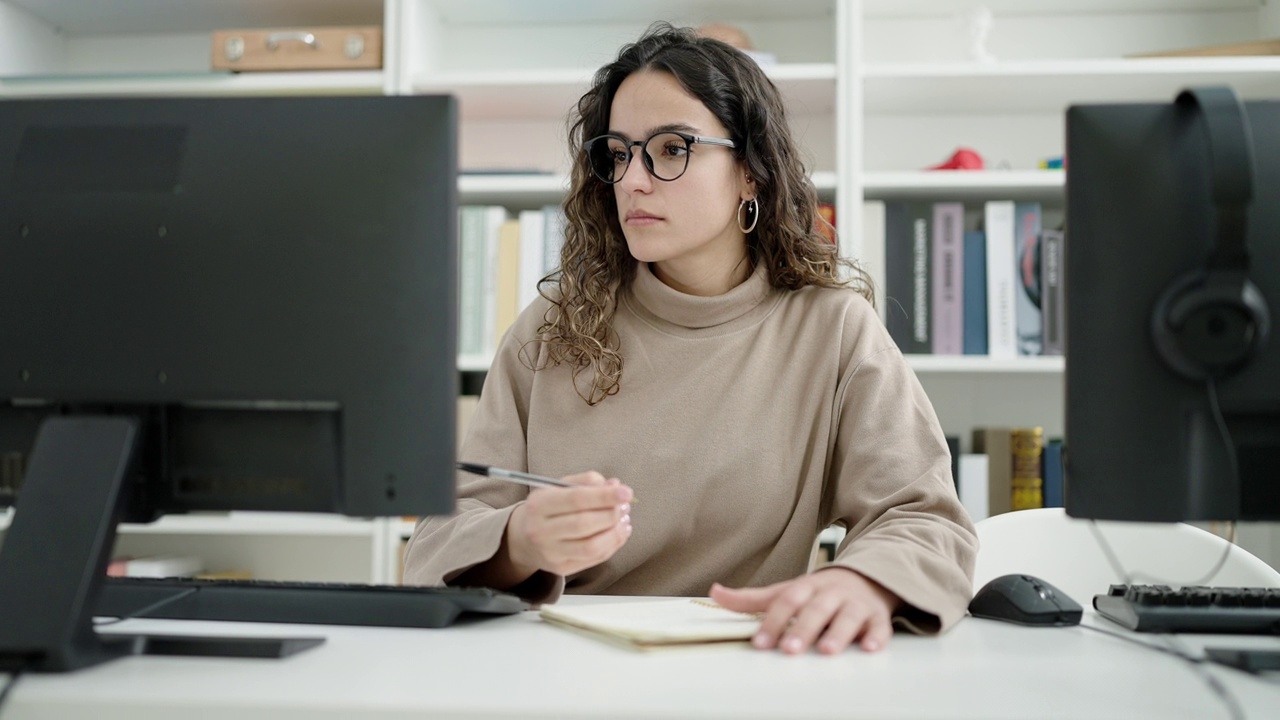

{"left": 5, "top": 599, "right": 1280, "bottom": 720}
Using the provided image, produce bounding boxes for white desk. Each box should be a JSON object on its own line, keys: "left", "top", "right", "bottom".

{"left": 4, "top": 600, "right": 1279, "bottom": 720}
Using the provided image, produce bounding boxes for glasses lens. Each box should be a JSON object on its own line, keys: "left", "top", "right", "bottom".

{"left": 644, "top": 133, "right": 691, "bottom": 181}
{"left": 586, "top": 136, "right": 629, "bottom": 183}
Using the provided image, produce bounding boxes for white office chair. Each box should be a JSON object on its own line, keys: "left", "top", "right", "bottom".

{"left": 973, "top": 508, "right": 1280, "bottom": 607}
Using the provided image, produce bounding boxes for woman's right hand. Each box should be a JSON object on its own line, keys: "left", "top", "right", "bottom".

{"left": 504, "top": 471, "right": 633, "bottom": 578}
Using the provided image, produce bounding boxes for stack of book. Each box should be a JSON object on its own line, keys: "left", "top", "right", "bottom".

{"left": 862, "top": 200, "right": 1065, "bottom": 358}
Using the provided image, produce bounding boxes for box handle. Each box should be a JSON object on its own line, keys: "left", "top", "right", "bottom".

{"left": 264, "top": 32, "right": 318, "bottom": 51}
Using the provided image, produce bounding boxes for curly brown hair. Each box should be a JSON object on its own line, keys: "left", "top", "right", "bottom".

{"left": 531, "top": 22, "right": 873, "bottom": 405}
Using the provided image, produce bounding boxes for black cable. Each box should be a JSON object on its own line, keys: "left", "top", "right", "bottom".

{"left": 1079, "top": 623, "right": 1246, "bottom": 720}
{"left": 1084, "top": 379, "right": 1252, "bottom": 720}
{"left": 0, "top": 669, "right": 21, "bottom": 719}
{"left": 93, "top": 587, "right": 200, "bottom": 627}
{"left": 1087, "top": 520, "right": 1235, "bottom": 589}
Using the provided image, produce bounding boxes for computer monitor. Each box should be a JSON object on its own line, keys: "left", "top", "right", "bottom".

{"left": 0, "top": 95, "right": 459, "bottom": 670}
{"left": 1064, "top": 87, "right": 1279, "bottom": 522}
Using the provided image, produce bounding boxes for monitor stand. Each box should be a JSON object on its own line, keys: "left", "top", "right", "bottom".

{"left": 0, "top": 416, "right": 323, "bottom": 672}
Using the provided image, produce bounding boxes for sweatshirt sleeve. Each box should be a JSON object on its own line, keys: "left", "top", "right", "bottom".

{"left": 400, "top": 301, "right": 565, "bottom": 604}
{"left": 822, "top": 309, "right": 978, "bottom": 634}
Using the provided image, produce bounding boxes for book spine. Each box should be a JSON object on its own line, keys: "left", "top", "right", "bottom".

{"left": 517, "top": 209, "right": 546, "bottom": 311}
{"left": 815, "top": 202, "right": 837, "bottom": 245}
{"left": 1042, "top": 438, "right": 1065, "bottom": 508}
{"left": 958, "top": 454, "right": 990, "bottom": 522}
{"left": 1014, "top": 202, "right": 1043, "bottom": 356}
{"left": 973, "top": 427, "right": 1012, "bottom": 516}
{"left": 962, "top": 229, "right": 988, "bottom": 355}
{"left": 883, "top": 202, "right": 913, "bottom": 350}
{"left": 908, "top": 204, "right": 931, "bottom": 354}
{"left": 458, "top": 206, "right": 485, "bottom": 356}
{"left": 984, "top": 201, "right": 1018, "bottom": 359}
{"left": 858, "top": 201, "right": 887, "bottom": 321}
{"left": 1040, "top": 229, "right": 1065, "bottom": 356}
{"left": 1010, "top": 427, "right": 1045, "bottom": 511}
{"left": 542, "top": 204, "right": 566, "bottom": 275}
{"left": 931, "top": 202, "right": 964, "bottom": 355}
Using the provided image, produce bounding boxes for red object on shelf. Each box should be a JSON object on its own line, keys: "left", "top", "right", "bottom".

{"left": 927, "top": 147, "right": 985, "bottom": 170}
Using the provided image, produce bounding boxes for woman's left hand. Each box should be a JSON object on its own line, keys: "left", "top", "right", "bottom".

{"left": 710, "top": 568, "right": 901, "bottom": 655}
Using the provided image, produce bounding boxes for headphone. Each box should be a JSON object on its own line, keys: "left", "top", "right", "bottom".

{"left": 1150, "top": 86, "right": 1271, "bottom": 382}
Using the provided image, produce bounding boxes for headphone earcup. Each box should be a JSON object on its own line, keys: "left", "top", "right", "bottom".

{"left": 1151, "top": 270, "right": 1271, "bottom": 381}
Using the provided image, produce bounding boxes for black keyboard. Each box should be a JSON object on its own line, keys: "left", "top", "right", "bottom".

{"left": 1094, "top": 584, "right": 1280, "bottom": 634}
{"left": 97, "top": 576, "right": 529, "bottom": 629}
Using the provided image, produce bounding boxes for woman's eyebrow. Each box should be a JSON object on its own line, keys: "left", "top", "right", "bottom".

{"left": 606, "top": 122, "right": 702, "bottom": 140}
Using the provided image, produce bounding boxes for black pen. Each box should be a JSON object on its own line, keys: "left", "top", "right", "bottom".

{"left": 456, "top": 462, "right": 636, "bottom": 502}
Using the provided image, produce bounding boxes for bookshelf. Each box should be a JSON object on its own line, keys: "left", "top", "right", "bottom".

{"left": 0, "top": 0, "right": 1276, "bottom": 570}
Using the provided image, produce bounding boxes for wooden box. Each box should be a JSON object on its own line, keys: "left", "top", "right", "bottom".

{"left": 212, "top": 27, "right": 382, "bottom": 72}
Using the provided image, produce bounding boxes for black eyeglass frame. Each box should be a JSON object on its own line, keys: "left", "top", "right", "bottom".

{"left": 582, "top": 131, "right": 737, "bottom": 184}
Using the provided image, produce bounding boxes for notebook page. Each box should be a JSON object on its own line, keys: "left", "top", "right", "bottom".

{"left": 539, "top": 599, "right": 761, "bottom": 645}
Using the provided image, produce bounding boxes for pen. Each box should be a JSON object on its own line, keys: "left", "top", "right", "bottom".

{"left": 456, "top": 462, "right": 636, "bottom": 502}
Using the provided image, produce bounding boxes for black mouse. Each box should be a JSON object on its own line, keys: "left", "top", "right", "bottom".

{"left": 968, "top": 574, "right": 1082, "bottom": 626}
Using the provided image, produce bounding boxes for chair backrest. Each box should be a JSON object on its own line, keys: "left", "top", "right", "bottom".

{"left": 973, "top": 508, "right": 1280, "bottom": 606}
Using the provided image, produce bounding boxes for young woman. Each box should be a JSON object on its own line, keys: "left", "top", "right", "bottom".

{"left": 404, "top": 24, "right": 976, "bottom": 656}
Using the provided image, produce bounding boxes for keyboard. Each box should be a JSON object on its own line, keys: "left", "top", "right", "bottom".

{"left": 97, "top": 576, "right": 529, "bottom": 629}
{"left": 1094, "top": 584, "right": 1280, "bottom": 634}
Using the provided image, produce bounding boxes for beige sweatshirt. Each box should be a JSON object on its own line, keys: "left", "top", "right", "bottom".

{"left": 404, "top": 261, "right": 978, "bottom": 633}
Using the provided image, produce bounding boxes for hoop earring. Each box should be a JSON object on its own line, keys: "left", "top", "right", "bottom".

{"left": 737, "top": 197, "right": 759, "bottom": 234}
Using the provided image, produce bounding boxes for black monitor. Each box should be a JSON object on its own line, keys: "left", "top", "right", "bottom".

{"left": 0, "top": 95, "right": 459, "bottom": 669}
{"left": 1064, "top": 87, "right": 1279, "bottom": 522}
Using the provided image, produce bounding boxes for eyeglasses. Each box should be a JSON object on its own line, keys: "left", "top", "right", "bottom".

{"left": 583, "top": 131, "right": 736, "bottom": 184}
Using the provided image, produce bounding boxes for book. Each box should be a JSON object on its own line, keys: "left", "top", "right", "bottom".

{"left": 815, "top": 201, "right": 837, "bottom": 244}
{"left": 1040, "top": 228, "right": 1065, "bottom": 356}
{"left": 539, "top": 598, "right": 761, "bottom": 651}
{"left": 958, "top": 454, "right": 990, "bottom": 522}
{"left": 1010, "top": 427, "right": 1045, "bottom": 510}
{"left": 494, "top": 218, "right": 522, "bottom": 348}
{"left": 931, "top": 202, "right": 964, "bottom": 355}
{"left": 1042, "top": 438, "right": 1065, "bottom": 508}
{"left": 858, "top": 200, "right": 887, "bottom": 321}
{"left": 517, "top": 209, "right": 546, "bottom": 312}
{"left": 1128, "top": 38, "right": 1280, "bottom": 58}
{"left": 972, "top": 427, "right": 1012, "bottom": 516}
{"left": 884, "top": 202, "right": 931, "bottom": 354}
{"left": 983, "top": 201, "right": 1018, "bottom": 359}
{"left": 962, "top": 229, "right": 988, "bottom": 355}
{"left": 1013, "top": 202, "right": 1043, "bottom": 356}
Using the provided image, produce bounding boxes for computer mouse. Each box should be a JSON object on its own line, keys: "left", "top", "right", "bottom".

{"left": 968, "top": 573, "right": 1082, "bottom": 627}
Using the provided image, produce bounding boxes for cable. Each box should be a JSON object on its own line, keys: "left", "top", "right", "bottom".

{"left": 93, "top": 587, "right": 199, "bottom": 627}
{"left": 0, "top": 670, "right": 21, "bottom": 718}
{"left": 1078, "top": 623, "right": 1246, "bottom": 720}
{"left": 1085, "top": 377, "right": 1242, "bottom": 589}
{"left": 1088, "top": 520, "right": 1235, "bottom": 589}
{"left": 1084, "top": 380, "right": 1252, "bottom": 720}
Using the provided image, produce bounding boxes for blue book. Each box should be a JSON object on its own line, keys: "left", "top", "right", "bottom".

{"left": 1042, "top": 439, "right": 1064, "bottom": 508}
{"left": 962, "top": 230, "right": 988, "bottom": 355}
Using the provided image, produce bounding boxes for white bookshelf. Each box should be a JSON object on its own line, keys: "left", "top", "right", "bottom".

{"left": 1, "top": 0, "right": 1276, "bottom": 573}
{"left": 863, "top": 57, "right": 1280, "bottom": 114}
{"left": 863, "top": 170, "right": 1063, "bottom": 201}
{"left": 0, "top": 70, "right": 385, "bottom": 98}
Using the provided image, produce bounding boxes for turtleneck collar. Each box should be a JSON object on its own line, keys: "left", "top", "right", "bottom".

{"left": 625, "top": 260, "right": 776, "bottom": 331}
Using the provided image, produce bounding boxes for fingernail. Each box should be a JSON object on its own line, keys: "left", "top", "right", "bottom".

{"left": 620, "top": 514, "right": 631, "bottom": 526}
{"left": 618, "top": 503, "right": 631, "bottom": 515}
{"left": 819, "top": 640, "right": 837, "bottom": 654}
{"left": 865, "top": 641, "right": 880, "bottom": 652}
{"left": 615, "top": 486, "right": 631, "bottom": 502}
{"left": 623, "top": 522, "right": 633, "bottom": 536}
{"left": 752, "top": 632, "right": 770, "bottom": 648}
{"left": 782, "top": 637, "right": 802, "bottom": 654}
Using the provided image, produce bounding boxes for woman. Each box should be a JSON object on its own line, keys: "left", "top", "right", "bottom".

{"left": 404, "top": 23, "right": 976, "bottom": 655}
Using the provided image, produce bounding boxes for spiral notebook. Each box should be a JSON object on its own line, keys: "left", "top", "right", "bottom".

{"left": 539, "top": 599, "right": 762, "bottom": 651}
